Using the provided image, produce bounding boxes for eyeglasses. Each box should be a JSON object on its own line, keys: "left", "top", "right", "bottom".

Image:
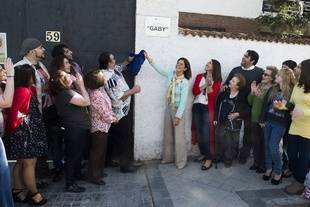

{"left": 263, "top": 73, "right": 271, "bottom": 77}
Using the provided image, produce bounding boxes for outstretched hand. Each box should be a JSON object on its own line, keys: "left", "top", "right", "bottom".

{"left": 143, "top": 51, "right": 153, "bottom": 63}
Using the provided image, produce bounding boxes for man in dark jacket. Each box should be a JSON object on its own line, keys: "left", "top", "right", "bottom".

{"left": 223, "top": 50, "right": 264, "bottom": 164}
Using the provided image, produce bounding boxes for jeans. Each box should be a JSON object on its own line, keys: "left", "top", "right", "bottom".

{"left": 64, "top": 126, "right": 88, "bottom": 185}
{"left": 0, "top": 138, "right": 14, "bottom": 207}
{"left": 287, "top": 134, "right": 310, "bottom": 183}
{"left": 264, "top": 122, "right": 286, "bottom": 175}
{"left": 192, "top": 103, "right": 211, "bottom": 159}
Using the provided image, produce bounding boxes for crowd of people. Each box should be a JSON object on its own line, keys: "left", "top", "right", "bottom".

{"left": 0, "top": 37, "right": 309, "bottom": 206}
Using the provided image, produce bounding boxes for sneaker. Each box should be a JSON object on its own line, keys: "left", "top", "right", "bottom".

{"left": 65, "top": 183, "right": 86, "bottom": 193}
{"left": 284, "top": 181, "right": 304, "bottom": 195}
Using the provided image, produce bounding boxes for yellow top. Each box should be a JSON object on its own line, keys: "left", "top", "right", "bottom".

{"left": 289, "top": 85, "right": 310, "bottom": 139}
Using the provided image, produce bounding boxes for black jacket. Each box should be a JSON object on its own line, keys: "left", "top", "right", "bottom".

{"left": 215, "top": 90, "right": 250, "bottom": 131}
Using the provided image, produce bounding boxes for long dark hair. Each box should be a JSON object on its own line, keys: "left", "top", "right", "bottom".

{"left": 298, "top": 59, "right": 310, "bottom": 93}
{"left": 178, "top": 57, "right": 191, "bottom": 80}
{"left": 14, "top": 64, "right": 35, "bottom": 88}
{"left": 49, "top": 55, "right": 75, "bottom": 77}
{"left": 210, "top": 59, "right": 222, "bottom": 82}
{"left": 99, "top": 51, "right": 112, "bottom": 69}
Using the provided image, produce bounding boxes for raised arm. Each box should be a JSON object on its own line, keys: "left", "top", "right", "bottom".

{"left": 144, "top": 51, "right": 171, "bottom": 77}
{"left": 70, "top": 73, "right": 90, "bottom": 107}
{"left": 0, "top": 58, "right": 15, "bottom": 108}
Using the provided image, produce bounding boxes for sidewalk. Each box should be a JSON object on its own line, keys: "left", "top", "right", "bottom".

{"left": 14, "top": 160, "right": 309, "bottom": 207}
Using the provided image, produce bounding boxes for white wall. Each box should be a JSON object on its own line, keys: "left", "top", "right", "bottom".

{"left": 178, "top": 0, "right": 264, "bottom": 18}
{"left": 134, "top": 0, "right": 310, "bottom": 160}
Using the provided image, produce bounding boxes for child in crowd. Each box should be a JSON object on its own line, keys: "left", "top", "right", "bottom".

{"left": 214, "top": 73, "right": 249, "bottom": 167}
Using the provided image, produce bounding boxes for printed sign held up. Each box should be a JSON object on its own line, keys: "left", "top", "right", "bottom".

{"left": 0, "top": 33, "right": 7, "bottom": 64}
{"left": 145, "top": 16, "right": 171, "bottom": 37}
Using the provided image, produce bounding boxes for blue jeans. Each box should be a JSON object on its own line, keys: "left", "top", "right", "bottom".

{"left": 264, "top": 122, "right": 286, "bottom": 175}
{"left": 287, "top": 134, "right": 310, "bottom": 183}
{"left": 0, "top": 138, "right": 14, "bottom": 207}
{"left": 192, "top": 103, "right": 211, "bottom": 159}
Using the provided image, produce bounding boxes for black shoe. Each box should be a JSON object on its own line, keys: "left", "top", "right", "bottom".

{"left": 65, "top": 183, "right": 86, "bottom": 193}
{"left": 105, "top": 160, "right": 119, "bottom": 167}
{"left": 256, "top": 167, "right": 265, "bottom": 174}
{"left": 120, "top": 166, "right": 137, "bottom": 173}
{"left": 271, "top": 177, "right": 282, "bottom": 185}
{"left": 282, "top": 169, "right": 292, "bottom": 178}
{"left": 201, "top": 163, "right": 213, "bottom": 171}
{"left": 262, "top": 172, "right": 272, "bottom": 181}
{"left": 89, "top": 179, "right": 106, "bottom": 185}
{"left": 249, "top": 165, "right": 258, "bottom": 170}
{"left": 12, "top": 189, "right": 27, "bottom": 203}
{"left": 28, "top": 192, "right": 47, "bottom": 206}
{"left": 101, "top": 172, "right": 108, "bottom": 178}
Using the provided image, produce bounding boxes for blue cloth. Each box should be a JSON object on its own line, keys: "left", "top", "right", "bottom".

{"left": 264, "top": 122, "right": 286, "bottom": 175}
{"left": 0, "top": 137, "right": 14, "bottom": 207}
{"left": 128, "top": 50, "right": 145, "bottom": 76}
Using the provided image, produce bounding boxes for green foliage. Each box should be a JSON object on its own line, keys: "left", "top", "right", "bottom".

{"left": 256, "top": 0, "right": 310, "bottom": 36}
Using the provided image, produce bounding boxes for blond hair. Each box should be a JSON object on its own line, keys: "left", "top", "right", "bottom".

{"left": 269, "top": 68, "right": 296, "bottom": 101}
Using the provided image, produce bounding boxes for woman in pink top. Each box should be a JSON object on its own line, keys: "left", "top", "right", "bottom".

{"left": 84, "top": 70, "right": 117, "bottom": 185}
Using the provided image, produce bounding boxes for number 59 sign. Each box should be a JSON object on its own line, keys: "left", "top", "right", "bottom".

{"left": 45, "top": 31, "right": 61, "bottom": 42}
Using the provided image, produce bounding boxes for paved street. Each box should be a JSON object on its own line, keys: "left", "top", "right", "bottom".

{"left": 14, "top": 160, "right": 309, "bottom": 207}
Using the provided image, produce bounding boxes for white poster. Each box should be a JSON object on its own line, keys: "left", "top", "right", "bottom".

{"left": 0, "top": 33, "right": 7, "bottom": 64}
{"left": 145, "top": 16, "right": 171, "bottom": 37}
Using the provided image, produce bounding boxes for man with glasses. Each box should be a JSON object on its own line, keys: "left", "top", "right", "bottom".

{"left": 223, "top": 50, "right": 264, "bottom": 164}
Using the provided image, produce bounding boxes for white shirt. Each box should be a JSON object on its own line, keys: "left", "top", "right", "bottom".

{"left": 102, "top": 65, "right": 131, "bottom": 120}
{"left": 193, "top": 77, "right": 208, "bottom": 105}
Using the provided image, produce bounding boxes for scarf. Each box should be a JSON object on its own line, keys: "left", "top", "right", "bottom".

{"left": 166, "top": 72, "right": 185, "bottom": 108}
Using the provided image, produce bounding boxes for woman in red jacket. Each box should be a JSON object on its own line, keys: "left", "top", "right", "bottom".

{"left": 192, "top": 59, "right": 222, "bottom": 170}
{"left": 6, "top": 64, "right": 48, "bottom": 205}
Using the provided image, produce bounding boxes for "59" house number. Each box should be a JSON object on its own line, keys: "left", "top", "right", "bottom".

{"left": 45, "top": 31, "right": 61, "bottom": 42}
